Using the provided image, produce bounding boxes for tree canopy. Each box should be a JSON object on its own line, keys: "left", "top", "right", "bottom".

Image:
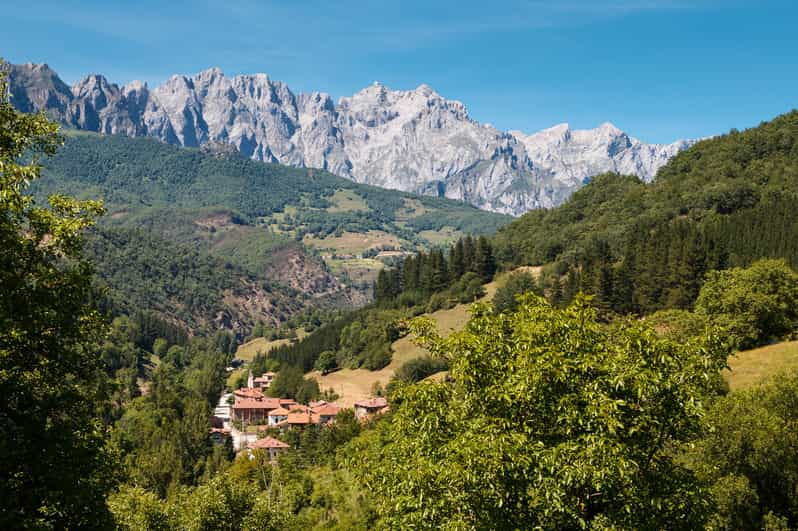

{"left": 351, "top": 295, "right": 729, "bottom": 529}
{"left": 695, "top": 259, "right": 798, "bottom": 350}
{"left": 0, "top": 69, "right": 116, "bottom": 528}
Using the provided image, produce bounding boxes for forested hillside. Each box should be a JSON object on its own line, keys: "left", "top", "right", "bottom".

{"left": 87, "top": 228, "right": 304, "bottom": 334}
{"left": 493, "top": 110, "right": 798, "bottom": 314}
{"left": 496, "top": 111, "right": 798, "bottom": 262}
{"left": 36, "top": 132, "right": 509, "bottom": 240}
{"left": 306, "top": 105, "right": 798, "bottom": 381}
{"left": 272, "top": 106, "right": 798, "bottom": 383}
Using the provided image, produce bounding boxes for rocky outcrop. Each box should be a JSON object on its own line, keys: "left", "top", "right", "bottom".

{"left": 5, "top": 62, "right": 693, "bottom": 215}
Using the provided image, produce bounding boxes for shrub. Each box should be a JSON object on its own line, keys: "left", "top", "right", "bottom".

{"left": 695, "top": 259, "right": 798, "bottom": 349}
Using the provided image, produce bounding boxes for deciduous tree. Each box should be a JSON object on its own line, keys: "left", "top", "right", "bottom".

{"left": 353, "top": 295, "right": 728, "bottom": 529}
{"left": 0, "top": 67, "right": 115, "bottom": 528}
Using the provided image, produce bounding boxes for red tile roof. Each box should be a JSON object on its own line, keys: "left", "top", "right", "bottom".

{"left": 234, "top": 387, "right": 265, "bottom": 400}
{"left": 286, "top": 412, "right": 313, "bottom": 424}
{"left": 233, "top": 397, "right": 281, "bottom": 410}
{"left": 313, "top": 404, "right": 341, "bottom": 416}
{"left": 268, "top": 407, "right": 291, "bottom": 416}
{"left": 354, "top": 397, "right": 388, "bottom": 409}
{"left": 248, "top": 436, "right": 290, "bottom": 450}
{"left": 308, "top": 400, "right": 327, "bottom": 408}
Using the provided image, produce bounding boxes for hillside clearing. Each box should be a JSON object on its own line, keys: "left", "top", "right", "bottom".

{"left": 326, "top": 189, "right": 369, "bottom": 213}
{"left": 310, "top": 274, "right": 508, "bottom": 406}
{"left": 418, "top": 226, "right": 463, "bottom": 245}
{"left": 304, "top": 230, "right": 403, "bottom": 254}
{"left": 235, "top": 331, "right": 307, "bottom": 362}
{"left": 724, "top": 340, "right": 798, "bottom": 391}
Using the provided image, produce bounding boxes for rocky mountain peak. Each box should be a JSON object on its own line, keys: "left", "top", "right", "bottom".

{"left": 597, "top": 121, "right": 623, "bottom": 135}
{"left": 72, "top": 74, "right": 115, "bottom": 97}
{"left": 196, "top": 66, "right": 224, "bottom": 79}
{"left": 414, "top": 83, "right": 437, "bottom": 97}
{"left": 123, "top": 79, "right": 148, "bottom": 93}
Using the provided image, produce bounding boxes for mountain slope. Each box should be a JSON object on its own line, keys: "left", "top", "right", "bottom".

{"left": 87, "top": 227, "right": 304, "bottom": 336}
{"left": 491, "top": 110, "right": 798, "bottom": 317}
{"left": 6, "top": 62, "right": 692, "bottom": 215}
{"left": 36, "top": 132, "right": 509, "bottom": 240}
{"left": 494, "top": 110, "right": 798, "bottom": 267}
{"left": 32, "top": 132, "right": 509, "bottom": 317}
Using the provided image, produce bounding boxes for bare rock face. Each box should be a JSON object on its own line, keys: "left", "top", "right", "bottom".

{"left": 3, "top": 63, "right": 74, "bottom": 116}
{"left": 5, "top": 63, "right": 693, "bottom": 215}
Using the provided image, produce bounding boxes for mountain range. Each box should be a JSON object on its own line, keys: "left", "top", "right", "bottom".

{"left": 4, "top": 62, "right": 693, "bottom": 215}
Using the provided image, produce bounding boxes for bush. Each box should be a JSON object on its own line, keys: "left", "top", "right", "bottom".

{"left": 361, "top": 347, "right": 392, "bottom": 371}
{"left": 449, "top": 272, "right": 485, "bottom": 304}
{"left": 691, "top": 371, "right": 798, "bottom": 529}
{"left": 268, "top": 366, "right": 320, "bottom": 403}
{"left": 646, "top": 309, "right": 709, "bottom": 341}
{"left": 313, "top": 350, "right": 337, "bottom": 374}
{"left": 426, "top": 292, "right": 453, "bottom": 313}
{"left": 353, "top": 295, "right": 729, "bottom": 529}
{"left": 396, "top": 290, "right": 426, "bottom": 308}
{"left": 393, "top": 355, "right": 449, "bottom": 384}
{"left": 695, "top": 259, "right": 798, "bottom": 349}
{"left": 492, "top": 272, "right": 540, "bottom": 313}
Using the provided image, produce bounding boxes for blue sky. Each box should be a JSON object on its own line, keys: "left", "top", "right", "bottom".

{"left": 2, "top": 0, "right": 796, "bottom": 143}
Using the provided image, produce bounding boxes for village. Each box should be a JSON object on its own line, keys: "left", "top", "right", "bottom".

{"left": 211, "top": 370, "right": 388, "bottom": 461}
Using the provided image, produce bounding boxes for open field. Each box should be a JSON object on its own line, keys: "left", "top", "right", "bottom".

{"left": 724, "top": 340, "right": 798, "bottom": 391}
{"left": 235, "top": 337, "right": 292, "bottom": 362}
{"left": 394, "top": 198, "right": 427, "bottom": 220}
{"left": 235, "top": 330, "right": 307, "bottom": 362}
{"left": 304, "top": 230, "right": 403, "bottom": 254}
{"left": 326, "top": 189, "right": 369, "bottom": 213}
{"left": 418, "top": 226, "right": 463, "bottom": 245}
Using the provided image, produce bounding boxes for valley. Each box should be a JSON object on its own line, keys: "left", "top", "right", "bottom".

{"left": 32, "top": 131, "right": 509, "bottom": 337}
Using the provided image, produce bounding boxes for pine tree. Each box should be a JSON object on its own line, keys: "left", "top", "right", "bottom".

{"left": 375, "top": 269, "right": 393, "bottom": 303}
{"left": 402, "top": 255, "right": 420, "bottom": 292}
{"left": 431, "top": 248, "right": 449, "bottom": 292}
{"left": 450, "top": 238, "right": 466, "bottom": 280}
{"left": 421, "top": 248, "right": 448, "bottom": 293}
{"left": 463, "top": 235, "right": 476, "bottom": 273}
{"left": 582, "top": 239, "right": 614, "bottom": 312}
{"left": 612, "top": 256, "right": 636, "bottom": 314}
{"left": 474, "top": 236, "right": 497, "bottom": 281}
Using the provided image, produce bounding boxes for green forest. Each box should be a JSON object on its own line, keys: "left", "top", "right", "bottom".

{"left": 493, "top": 111, "right": 798, "bottom": 315}
{"left": 5, "top": 61, "right": 798, "bottom": 531}
{"left": 36, "top": 132, "right": 509, "bottom": 236}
